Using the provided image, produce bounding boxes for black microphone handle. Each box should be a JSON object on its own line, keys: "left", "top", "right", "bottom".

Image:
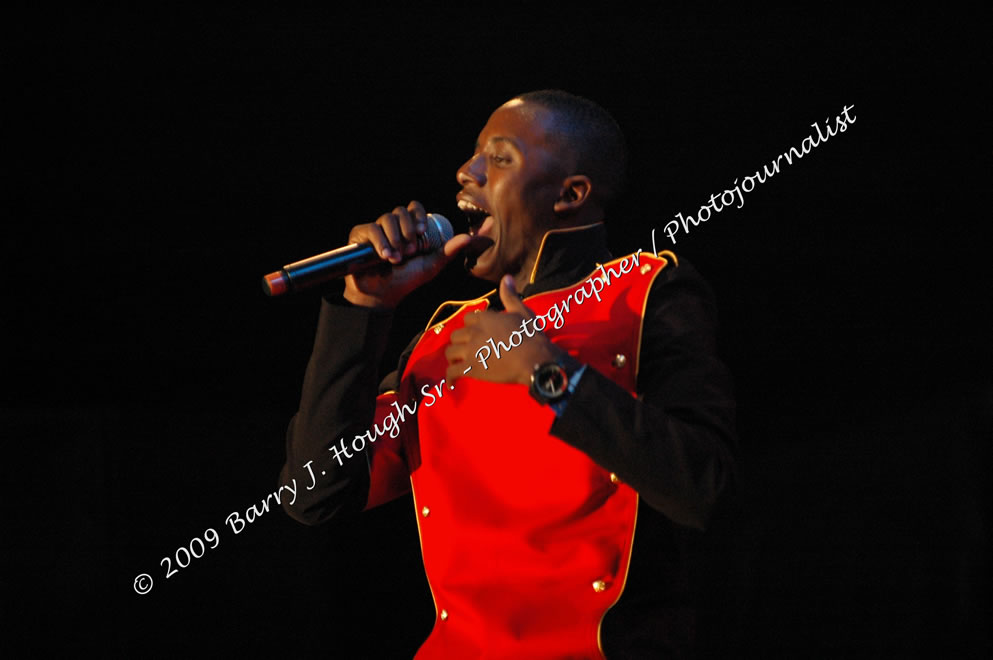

{"left": 271, "top": 242, "right": 380, "bottom": 294}
{"left": 262, "top": 213, "right": 451, "bottom": 297}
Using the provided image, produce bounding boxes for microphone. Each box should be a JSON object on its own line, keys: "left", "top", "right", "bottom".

{"left": 262, "top": 213, "right": 453, "bottom": 297}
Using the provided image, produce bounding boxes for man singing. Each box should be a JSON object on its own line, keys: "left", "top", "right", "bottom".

{"left": 280, "top": 90, "right": 737, "bottom": 658}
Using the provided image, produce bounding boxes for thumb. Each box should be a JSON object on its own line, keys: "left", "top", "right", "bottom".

{"left": 442, "top": 233, "right": 473, "bottom": 258}
{"left": 499, "top": 274, "right": 535, "bottom": 319}
{"left": 417, "top": 233, "right": 472, "bottom": 277}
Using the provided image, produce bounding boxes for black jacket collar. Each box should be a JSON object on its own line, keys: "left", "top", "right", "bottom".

{"left": 520, "top": 222, "right": 613, "bottom": 298}
{"left": 459, "top": 222, "right": 615, "bottom": 315}
{"left": 433, "top": 222, "right": 612, "bottom": 318}
{"left": 480, "top": 222, "right": 612, "bottom": 311}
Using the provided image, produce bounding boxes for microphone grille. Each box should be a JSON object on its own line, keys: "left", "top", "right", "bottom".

{"left": 423, "top": 213, "right": 454, "bottom": 251}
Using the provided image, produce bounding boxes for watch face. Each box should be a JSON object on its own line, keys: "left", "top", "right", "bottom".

{"left": 536, "top": 363, "right": 568, "bottom": 398}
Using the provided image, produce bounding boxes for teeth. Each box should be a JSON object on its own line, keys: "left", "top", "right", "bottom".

{"left": 457, "top": 199, "right": 488, "bottom": 213}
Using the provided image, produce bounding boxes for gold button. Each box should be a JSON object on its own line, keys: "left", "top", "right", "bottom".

{"left": 609, "top": 473, "right": 621, "bottom": 484}
{"left": 640, "top": 264, "right": 652, "bottom": 274}
{"left": 439, "top": 609, "right": 448, "bottom": 621}
{"left": 612, "top": 354, "right": 627, "bottom": 368}
{"left": 433, "top": 324, "right": 444, "bottom": 334}
{"left": 592, "top": 580, "right": 608, "bottom": 593}
{"left": 421, "top": 506, "right": 430, "bottom": 517}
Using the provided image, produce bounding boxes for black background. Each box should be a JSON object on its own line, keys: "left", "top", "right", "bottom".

{"left": 5, "top": 6, "right": 990, "bottom": 658}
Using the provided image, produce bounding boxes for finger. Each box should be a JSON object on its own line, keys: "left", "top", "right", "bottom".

{"left": 407, "top": 200, "right": 428, "bottom": 235}
{"left": 416, "top": 233, "right": 471, "bottom": 279}
{"left": 394, "top": 206, "right": 420, "bottom": 253}
{"left": 379, "top": 209, "right": 413, "bottom": 258}
{"left": 352, "top": 223, "right": 396, "bottom": 262}
{"left": 461, "top": 310, "right": 486, "bottom": 327}
{"left": 374, "top": 213, "right": 405, "bottom": 263}
{"left": 444, "top": 342, "right": 466, "bottom": 364}
{"left": 499, "top": 274, "right": 535, "bottom": 319}
{"left": 443, "top": 233, "right": 472, "bottom": 257}
{"left": 448, "top": 327, "right": 470, "bottom": 344}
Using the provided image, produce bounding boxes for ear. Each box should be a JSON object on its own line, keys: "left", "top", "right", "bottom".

{"left": 553, "top": 175, "right": 593, "bottom": 215}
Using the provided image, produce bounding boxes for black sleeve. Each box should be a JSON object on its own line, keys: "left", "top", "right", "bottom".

{"left": 278, "top": 295, "right": 396, "bottom": 525}
{"left": 549, "top": 261, "right": 737, "bottom": 530}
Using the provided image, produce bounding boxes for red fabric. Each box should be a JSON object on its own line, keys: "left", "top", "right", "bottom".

{"left": 364, "top": 393, "right": 413, "bottom": 510}
{"left": 393, "top": 252, "right": 668, "bottom": 658}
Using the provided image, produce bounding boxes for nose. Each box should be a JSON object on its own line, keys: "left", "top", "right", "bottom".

{"left": 456, "top": 153, "right": 486, "bottom": 187}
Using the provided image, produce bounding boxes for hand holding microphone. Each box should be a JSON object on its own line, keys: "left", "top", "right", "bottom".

{"left": 263, "top": 201, "right": 471, "bottom": 308}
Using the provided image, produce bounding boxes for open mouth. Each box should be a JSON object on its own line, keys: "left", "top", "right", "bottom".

{"left": 457, "top": 198, "right": 496, "bottom": 269}
{"left": 457, "top": 199, "right": 490, "bottom": 236}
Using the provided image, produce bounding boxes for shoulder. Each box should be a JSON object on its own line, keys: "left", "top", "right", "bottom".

{"left": 641, "top": 252, "right": 722, "bottom": 350}
{"left": 596, "top": 249, "right": 712, "bottom": 310}
{"left": 645, "top": 251, "right": 717, "bottom": 305}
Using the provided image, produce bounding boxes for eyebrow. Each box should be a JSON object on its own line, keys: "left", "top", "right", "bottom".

{"left": 474, "top": 136, "right": 517, "bottom": 150}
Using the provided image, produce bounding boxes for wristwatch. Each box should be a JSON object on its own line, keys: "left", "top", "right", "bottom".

{"left": 529, "top": 360, "right": 583, "bottom": 406}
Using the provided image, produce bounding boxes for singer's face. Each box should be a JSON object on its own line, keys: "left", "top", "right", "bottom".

{"left": 455, "top": 100, "right": 573, "bottom": 284}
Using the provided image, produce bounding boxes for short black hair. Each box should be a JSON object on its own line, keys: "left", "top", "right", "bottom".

{"left": 514, "top": 89, "right": 627, "bottom": 210}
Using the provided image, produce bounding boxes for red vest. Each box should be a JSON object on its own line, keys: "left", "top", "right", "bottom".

{"left": 367, "top": 250, "right": 674, "bottom": 659}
